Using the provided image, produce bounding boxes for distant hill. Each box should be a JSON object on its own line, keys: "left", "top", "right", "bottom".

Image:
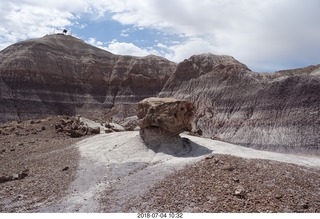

{"left": 159, "top": 53, "right": 320, "bottom": 154}
{"left": 0, "top": 34, "right": 176, "bottom": 122}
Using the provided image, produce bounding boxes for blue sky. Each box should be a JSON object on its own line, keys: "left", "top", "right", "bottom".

{"left": 1, "top": 0, "right": 320, "bottom": 72}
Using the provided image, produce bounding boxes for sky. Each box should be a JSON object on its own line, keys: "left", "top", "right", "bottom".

{"left": 0, "top": 0, "right": 320, "bottom": 72}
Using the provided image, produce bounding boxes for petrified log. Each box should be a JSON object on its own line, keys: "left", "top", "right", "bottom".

{"left": 137, "top": 97, "right": 194, "bottom": 145}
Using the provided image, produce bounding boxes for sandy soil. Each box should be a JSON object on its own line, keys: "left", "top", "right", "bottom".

{"left": 1, "top": 118, "right": 319, "bottom": 213}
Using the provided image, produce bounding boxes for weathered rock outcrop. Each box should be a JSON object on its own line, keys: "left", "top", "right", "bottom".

{"left": 160, "top": 54, "right": 320, "bottom": 154}
{"left": 0, "top": 34, "right": 176, "bottom": 123}
{"left": 137, "top": 97, "right": 194, "bottom": 146}
{"left": 55, "top": 116, "right": 100, "bottom": 137}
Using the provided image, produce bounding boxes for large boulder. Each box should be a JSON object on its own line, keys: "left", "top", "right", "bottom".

{"left": 137, "top": 97, "right": 194, "bottom": 145}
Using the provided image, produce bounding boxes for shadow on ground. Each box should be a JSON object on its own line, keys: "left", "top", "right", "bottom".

{"left": 145, "top": 136, "right": 213, "bottom": 158}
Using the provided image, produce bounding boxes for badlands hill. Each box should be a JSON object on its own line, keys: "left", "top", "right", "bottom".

{"left": 0, "top": 34, "right": 176, "bottom": 122}
{"left": 0, "top": 34, "right": 319, "bottom": 154}
{"left": 160, "top": 54, "right": 320, "bottom": 154}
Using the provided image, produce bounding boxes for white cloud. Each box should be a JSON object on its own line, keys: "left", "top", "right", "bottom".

{"left": 0, "top": 0, "right": 115, "bottom": 51}
{"left": 1, "top": 0, "right": 320, "bottom": 71}
{"left": 106, "top": 40, "right": 150, "bottom": 57}
{"left": 163, "top": 38, "right": 218, "bottom": 63}
{"left": 156, "top": 43, "right": 167, "bottom": 49}
{"left": 86, "top": 37, "right": 151, "bottom": 57}
{"left": 0, "top": 1, "right": 76, "bottom": 49}
{"left": 87, "top": 38, "right": 103, "bottom": 46}
{"left": 98, "top": 0, "right": 320, "bottom": 71}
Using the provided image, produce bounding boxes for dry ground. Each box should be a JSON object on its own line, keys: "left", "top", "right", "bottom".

{"left": 0, "top": 118, "right": 319, "bottom": 213}
{"left": 0, "top": 117, "right": 84, "bottom": 212}
{"left": 130, "top": 154, "right": 320, "bottom": 213}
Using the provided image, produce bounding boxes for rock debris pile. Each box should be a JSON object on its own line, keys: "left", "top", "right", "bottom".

{"left": 55, "top": 116, "right": 100, "bottom": 138}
